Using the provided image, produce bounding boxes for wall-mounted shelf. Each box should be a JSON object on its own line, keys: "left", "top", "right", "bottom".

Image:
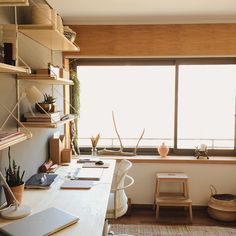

{"left": 0, "top": 62, "right": 31, "bottom": 74}
{"left": 18, "top": 74, "right": 74, "bottom": 85}
{"left": 0, "top": 0, "right": 28, "bottom": 6}
{"left": 0, "top": 133, "right": 31, "bottom": 151}
{"left": 21, "top": 114, "right": 76, "bottom": 128}
{"left": 18, "top": 25, "right": 79, "bottom": 51}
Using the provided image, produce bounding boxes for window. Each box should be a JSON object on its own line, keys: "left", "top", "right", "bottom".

{"left": 178, "top": 65, "right": 236, "bottom": 150}
{"left": 78, "top": 65, "right": 175, "bottom": 149}
{"left": 76, "top": 59, "right": 236, "bottom": 155}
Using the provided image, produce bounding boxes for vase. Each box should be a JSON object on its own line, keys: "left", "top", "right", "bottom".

{"left": 91, "top": 147, "right": 97, "bottom": 156}
{"left": 158, "top": 142, "right": 169, "bottom": 157}
{"left": 4, "top": 183, "right": 25, "bottom": 206}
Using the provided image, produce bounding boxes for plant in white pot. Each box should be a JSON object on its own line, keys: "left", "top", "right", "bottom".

{"left": 4, "top": 147, "right": 25, "bottom": 206}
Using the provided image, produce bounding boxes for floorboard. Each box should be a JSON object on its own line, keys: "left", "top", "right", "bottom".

{"left": 109, "top": 206, "right": 236, "bottom": 227}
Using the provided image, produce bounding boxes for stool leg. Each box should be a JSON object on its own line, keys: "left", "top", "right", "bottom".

{"left": 153, "top": 179, "right": 157, "bottom": 210}
{"left": 185, "top": 180, "right": 189, "bottom": 198}
{"left": 155, "top": 205, "right": 160, "bottom": 221}
{"left": 189, "top": 204, "right": 193, "bottom": 223}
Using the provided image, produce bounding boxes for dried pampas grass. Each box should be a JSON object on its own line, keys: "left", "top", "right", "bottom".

{"left": 90, "top": 134, "right": 100, "bottom": 148}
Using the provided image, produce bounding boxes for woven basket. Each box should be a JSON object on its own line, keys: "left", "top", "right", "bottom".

{"left": 32, "top": 3, "right": 51, "bottom": 25}
{"left": 207, "top": 185, "right": 236, "bottom": 222}
{"left": 63, "top": 26, "right": 76, "bottom": 42}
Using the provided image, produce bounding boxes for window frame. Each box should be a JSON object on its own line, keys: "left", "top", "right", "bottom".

{"left": 75, "top": 58, "right": 236, "bottom": 156}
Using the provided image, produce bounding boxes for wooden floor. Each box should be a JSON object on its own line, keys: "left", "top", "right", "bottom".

{"left": 110, "top": 206, "right": 236, "bottom": 227}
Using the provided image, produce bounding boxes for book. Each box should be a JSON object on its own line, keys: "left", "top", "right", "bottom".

{"left": 60, "top": 180, "right": 95, "bottom": 189}
{"left": 0, "top": 132, "right": 25, "bottom": 144}
{"left": 25, "top": 173, "right": 58, "bottom": 189}
{"left": 0, "top": 131, "right": 23, "bottom": 142}
{"left": 24, "top": 112, "right": 60, "bottom": 118}
{"left": 26, "top": 116, "right": 61, "bottom": 123}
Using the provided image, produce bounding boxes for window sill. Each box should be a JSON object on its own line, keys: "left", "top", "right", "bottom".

{"left": 98, "top": 155, "right": 236, "bottom": 164}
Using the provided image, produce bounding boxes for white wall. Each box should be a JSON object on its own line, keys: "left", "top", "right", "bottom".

{"left": 0, "top": 7, "right": 64, "bottom": 203}
{"left": 126, "top": 162, "right": 236, "bottom": 205}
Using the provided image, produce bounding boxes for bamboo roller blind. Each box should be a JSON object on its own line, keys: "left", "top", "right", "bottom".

{"left": 65, "top": 24, "right": 236, "bottom": 58}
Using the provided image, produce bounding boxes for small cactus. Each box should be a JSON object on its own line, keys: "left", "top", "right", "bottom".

{"left": 42, "top": 93, "right": 56, "bottom": 104}
{"left": 5, "top": 147, "right": 25, "bottom": 187}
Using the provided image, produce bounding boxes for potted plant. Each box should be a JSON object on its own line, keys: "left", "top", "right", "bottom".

{"left": 4, "top": 147, "right": 25, "bottom": 206}
{"left": 35, "top": 93, "right": 56, "bottom": 113}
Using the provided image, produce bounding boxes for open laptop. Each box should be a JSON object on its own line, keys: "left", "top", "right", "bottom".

{"left": 0, "top": 207, "right": 79, "bottom": 236}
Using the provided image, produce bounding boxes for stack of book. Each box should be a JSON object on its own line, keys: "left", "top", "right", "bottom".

{"left": 0, "top": 131, "right": 25, "bottom": 144}
{"left": 24, "top": 112, "right": 61, "bottom": 123}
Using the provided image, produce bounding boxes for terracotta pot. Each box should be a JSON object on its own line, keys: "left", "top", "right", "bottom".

{"left": 35, "top": 103, "right": 52, "bottom": 113}
{"left": 158, "top": 142, "right": 169, "bottom": 157}
{"left": 4, "top": 183, "right": 25, "bottom": 206}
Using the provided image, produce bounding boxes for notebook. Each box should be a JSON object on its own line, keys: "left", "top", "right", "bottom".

{"left": 77, "top": 157, "right": 100, "bottom": 163}
{"left": 60, "top": 180, "right": 95, "bottom": 189}
{"left": 0, "top": 207, "right": 79, "bottom": 236}
{"left": 74, "top": 168, "right": 103, "bottom": 180}
{"left": 25, "top": 174, "right": 58, "bottom": 189}
{"left": 82, "top": 163, "right": 110, "bottom": 168}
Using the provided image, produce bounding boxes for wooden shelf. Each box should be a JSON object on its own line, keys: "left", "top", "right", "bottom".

{"left": 18, "top": 74, "right": 74, "bottom": 85}
{"left": 21, "top": 114, "right": 76, "bottom": 128}
{"left": 0, "top": 62, "right": 30, "bottom": 74}
{"left": 0, "top": 0, "right": 29, "bottom": 6}
{"left": 0, "top": 133, "right": 31, "bottom": 151}
{"left": 18, "top": 25, "right": 79, "bottom": 51}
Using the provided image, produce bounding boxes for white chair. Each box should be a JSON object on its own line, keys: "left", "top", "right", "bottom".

{"left": 106, "top": 159, "right": 134, "bottom": 219}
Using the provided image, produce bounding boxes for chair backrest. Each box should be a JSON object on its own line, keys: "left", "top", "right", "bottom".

{"left": 115, "top": 159, "right": 132, "bottom": 188}
{"left": 114, "top": 159, "right": 133, "bottom": 218}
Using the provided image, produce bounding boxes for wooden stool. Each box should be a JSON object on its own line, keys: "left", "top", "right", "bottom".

{"left": 154, "top": 172, "right": 193, "bottom": 222}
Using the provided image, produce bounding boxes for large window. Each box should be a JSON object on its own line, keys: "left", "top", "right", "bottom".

{"left": 178, "top": 65, "right": 236, "bottom": 150}
{"left": 78, "top": 65, "right": 175, "bottom": 149}
{"left": 76, "top": 59, "right": 236, "bottom": 155}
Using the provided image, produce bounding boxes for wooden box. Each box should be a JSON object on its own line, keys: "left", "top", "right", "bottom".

{"left": 59, "top": 68, "right": 69, "bottom": 80}
{"left": 61, "top": 148, "right": 72, "bottom": 163}
{"left": 49, "top": 135, "right": 65, "bottom": 164}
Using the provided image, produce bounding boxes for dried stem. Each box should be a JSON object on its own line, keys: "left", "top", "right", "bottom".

{"left": 112, "top": 111, "right": 124, "bottom": 151}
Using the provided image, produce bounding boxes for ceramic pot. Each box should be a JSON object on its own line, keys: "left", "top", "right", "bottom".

{"left": 158, "top": 142, "right": 169, "bottom": 157}
{"left": 35, "top": 103, "right": 52, "bottom": 113}
{"left": 4, "top": 183, "right": 25, "bottom": 206}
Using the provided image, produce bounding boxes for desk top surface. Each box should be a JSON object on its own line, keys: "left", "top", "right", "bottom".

{"left": 0, "top": 159, "right": 116, "bottom": 236}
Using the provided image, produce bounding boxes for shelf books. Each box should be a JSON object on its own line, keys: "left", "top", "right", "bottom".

{"left": 0, "top": 131, "right": 25, "bottom": 143}
{"left": 24, "top": 112, "right": 61, "bottom": 123}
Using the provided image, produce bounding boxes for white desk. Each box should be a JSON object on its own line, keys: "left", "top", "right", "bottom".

{"left": 0, "top": 159, "right": 116, "bottom": 236}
